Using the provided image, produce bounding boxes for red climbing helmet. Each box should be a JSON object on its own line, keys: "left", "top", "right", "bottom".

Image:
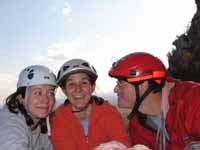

{"left": 109, "top": 52, "right": 166, "bottom": 84}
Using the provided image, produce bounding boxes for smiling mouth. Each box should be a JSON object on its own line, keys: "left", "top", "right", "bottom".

{"left": 73, "top": 95, "right": 84, "bottom": 100}
{"left": 36, "top": 107, "right": 49, "bottom": 112}
{"left": 37, "top": 106, "right": 48, "bottom": 109}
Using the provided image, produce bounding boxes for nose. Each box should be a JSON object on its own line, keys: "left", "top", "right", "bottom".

{"left": 74, "top": 84, "right": 82, "bottom": 92}
{"left": 41, "top": 93, "right": 49, "bottom": 103}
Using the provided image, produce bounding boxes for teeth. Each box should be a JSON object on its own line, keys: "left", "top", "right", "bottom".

{"left": 74, "top": 95, "right": 83, "bottom": 99}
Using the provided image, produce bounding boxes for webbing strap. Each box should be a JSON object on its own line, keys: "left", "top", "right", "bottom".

{"left": 128, "top": 83, "right": 155, "bottom": 119}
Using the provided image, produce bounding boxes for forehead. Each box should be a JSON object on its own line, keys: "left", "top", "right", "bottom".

{"left": 67, "top": 72, "right": 90, "bottom": 80}
{"left": 29, "top": 84, "right": 55, "bottom": 90}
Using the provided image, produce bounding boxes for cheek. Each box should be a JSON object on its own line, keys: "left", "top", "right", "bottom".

{"left": 81, "top": 87, "right": 94, "bottom": 95}
{"left": 123, "top": 88, "right": 135, "bottom": 102}
{"left": 49, "top": 99, "right": 55, "bottom": 107}
{"left": 88, "top": 87, "right": 94, "bottom": 94}
{"left": 26, "top": 95, "right": 34, "bottom": 105}
{"left": 64, "top": 89, "right": 72, "bottom": 98}
{"left": 63, "top": 88, "right": 69, "bottom": 95}
{"left": 26, "top": 98, "right": 36, "bottom": 113}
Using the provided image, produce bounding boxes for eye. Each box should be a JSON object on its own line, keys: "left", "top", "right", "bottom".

{"left": 82, "top": 80, "right": 90, "bottom": 86}
{"left": 48, "top": 91, "right": 55, "bottom": 97}
{"left": 66, "top": 81, "right": 75, "bottom": 88}
{"left": 33, "top": 91, "right": 42, "bottom": 96}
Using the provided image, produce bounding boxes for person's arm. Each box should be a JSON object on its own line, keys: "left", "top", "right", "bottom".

{"left": 94, "top": 141, "right": 151, "bottom": 150}
{"left": 184, "top": 142, "right": 200, "bottom": 150}
{"left": 51, "top": 112, "right": 76, "bottom": 150}
{"left": 94, "top": 140, "right": 127, "bottom": 150}
{"left": 104, "top": 104, "right": 131, "bottom": 147}
{"left": 0, "top": 116, "right": 31, "bottom": 150}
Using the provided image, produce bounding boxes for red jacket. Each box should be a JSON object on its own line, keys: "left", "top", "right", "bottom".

{"left": 51, "top": 100, "right": 130, "bottom": 150}
{"left": 129, "top": 77, "right": 200, "bottom": 150}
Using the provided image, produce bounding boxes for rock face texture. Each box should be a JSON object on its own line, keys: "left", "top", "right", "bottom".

{"left": 167, "top": 0, "right": 200, "bottom": 83}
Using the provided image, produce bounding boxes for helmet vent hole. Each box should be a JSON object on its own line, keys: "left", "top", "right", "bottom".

{"left": 130, "top": 70, "right": 136, "bottom": 76}
{"left": 82, "top": 62, "right": 90, "bottom": 67}
{"left": 57, "top": 71, "right": 61, "bottom": 80}
{"left": 44, "top": 76, "right": 50, "bottom": 79}
{"left": 63, "top": 65, "right": 70, "bottom": 71}
{"left": 73, "top": 65, "right": 79, "bottom": 68}
{"left": 92, "top": 66, "right": 97, "bottom": 73}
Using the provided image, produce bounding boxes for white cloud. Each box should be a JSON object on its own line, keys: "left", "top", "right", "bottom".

{"left": 33, "top": 40, "right": 85, "bottom": 61}
{"left": 32, "top": 29, "right": 171, "bottom": 95}
{"left": 32, "top": 40, "right": 87, "bottom": 74}
{"left": 32, "top": 0, "right": 196, "bottom": 97}
{"left": 62, "top": 1, "right": 72, "bottom": 16}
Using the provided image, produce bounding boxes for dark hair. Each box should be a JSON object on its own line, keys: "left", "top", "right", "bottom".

{"left": 6, "top": 87, "right": 26, "bottom": 113}
{"left": 6, "top": 87, "right": 47, "bottom": 134}
{"left": 148, "top": 79, "right": 164, "bottom": 93}
{"left": 167, "top": 0, "right": 200, "bottom": 83}
{"left": 131, "top": 79, "right": 164, "bottom": 93}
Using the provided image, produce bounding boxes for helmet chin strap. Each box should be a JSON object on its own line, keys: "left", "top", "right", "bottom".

{"left": 128, "top": 83, "right": 155, "bottom": 119}
{"left": 23, "top": 87, "right": 40, "bottom": 124}
{"left": 23, "top": 87, "right": 30, "bottom": 110}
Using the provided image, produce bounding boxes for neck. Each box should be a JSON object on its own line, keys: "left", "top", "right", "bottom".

{"left": 139, "top": 92, "right": 161, "bottom": 116}
{"left": 74, "top": 104, "right": 92, "bottom": 120}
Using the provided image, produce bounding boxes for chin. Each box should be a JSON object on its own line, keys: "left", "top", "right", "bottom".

{"left": 118, "top": 103, "right": 126, "bottom": 108}
{"left": 75, "top": 106, "right": 86, "bottom": 110}
{"left": 75, "top": 103, "right": 88, "bottom": 108}
{"left": 36, "top": 112, "right": 49, "bottom": 119}
{"left": 118, "top": 102, "right": 131, "bottom": 109}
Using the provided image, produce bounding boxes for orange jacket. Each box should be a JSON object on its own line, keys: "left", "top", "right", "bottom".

{"left": 51, "top": 100, "right": 130, "bottom": 150}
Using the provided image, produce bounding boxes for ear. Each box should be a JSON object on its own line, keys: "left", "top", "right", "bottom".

{"left": 91, "top": 83, "right": 96, "bottom": 93}
{"left": 139, "top": 80, "right": 149, "bottom": 94}
{"left": 61, "top": 88, "right": 68, "bottom": 97}
{"left": 16, "top": 94, "right": 24, "bottom": 104}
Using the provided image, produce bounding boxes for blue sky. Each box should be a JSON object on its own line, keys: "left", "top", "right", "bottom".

{"left": 0, "top": 0, "right": 196, "bottom": 104}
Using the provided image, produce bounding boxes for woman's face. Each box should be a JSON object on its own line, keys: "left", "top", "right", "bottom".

{"left": 63, "top": 72, "right": 95, "bottom": 111}
{"left": 25, "top": 85, "right": 56, "bottom": 119}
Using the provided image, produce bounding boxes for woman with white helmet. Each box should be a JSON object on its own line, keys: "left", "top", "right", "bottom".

{"left": 51, "top": 58, "right": 130, "bottom": 150}
{"left": 0, "top": 65, "right": 57, "bottom": 150}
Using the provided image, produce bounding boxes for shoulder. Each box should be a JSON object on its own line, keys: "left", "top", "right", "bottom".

{"left": 95, "top": 100, "right": 118, "bottom": 111}
{"left": 168, "top": 77, "right": 200, "bottom": 101}
{"left": 0, "top": 106, "right": 27, "bottom": 128}
{"left": 93, "top": 100, "right": 122, "bottom": 118}
{"left": 53, "top": 103, "right": 69, "bottom": 115}
{"left": 167, "top": 78, "right": 200, "bottom": 116}
{"left": 167, "top": 76, "right": 200, "bottom": 91}
{"left": 0, "top": 107, "right": 29, "bottom": 148}
{"left": 51, "top": 103, "right": 72, "bottom": 123}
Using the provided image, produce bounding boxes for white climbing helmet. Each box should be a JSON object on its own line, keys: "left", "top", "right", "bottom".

{"left": 57, "top": 59, "right": 98, "bottom": 86}
{"left": 17, "top": 65, "right": 57, "bottom": 88}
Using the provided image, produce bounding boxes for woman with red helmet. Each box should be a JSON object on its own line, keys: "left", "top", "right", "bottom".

{"left": 109, "top": 52, "right": 200, "bottom": 150}
{"left": 51, "top": 58, "right": 130, "bottom": 150}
